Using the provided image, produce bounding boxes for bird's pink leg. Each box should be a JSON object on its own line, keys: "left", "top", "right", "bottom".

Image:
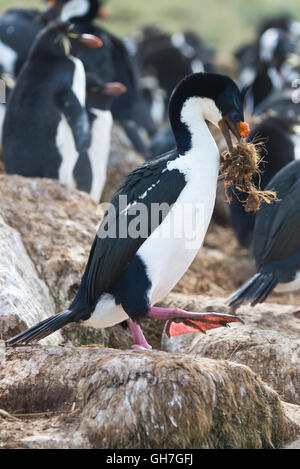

{"left": 148, "top": 306, "right": 243, "bottom": 337}
{"left": 128, "top": 319, "right": 152, "bottom": 350}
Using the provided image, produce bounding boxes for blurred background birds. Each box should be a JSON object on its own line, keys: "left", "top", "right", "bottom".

{"left": 0, "top": 0, "right": 299, "bottom": 305}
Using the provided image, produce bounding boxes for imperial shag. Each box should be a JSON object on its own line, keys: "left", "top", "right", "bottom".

{"left": 7, "top": 72, "right": 249, "bottom": 349}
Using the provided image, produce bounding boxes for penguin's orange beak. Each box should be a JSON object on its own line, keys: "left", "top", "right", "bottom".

{"left": 219, "top": 115, "right": 250, "bottom": 152}
{"left": 80, "top": 34, "right": 103, "bottom": 48}
{"left": 103, "top": 82, "right": 127, "bottom": 98}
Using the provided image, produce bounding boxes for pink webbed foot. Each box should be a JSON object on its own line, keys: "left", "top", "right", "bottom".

{"left": 128, "top": 319, "right": 152, "bottom": 350}
{"left": 148, "top": 306, "right": 243, "bottom": 337}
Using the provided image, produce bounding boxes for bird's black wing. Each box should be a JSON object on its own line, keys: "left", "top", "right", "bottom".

{"left": 253, "top": 160, "right": 300, "bottom": 265}
{"left": 109, "top": 32, "right": 140, "bottom": 118}
{"left": 86, "top": 150, "right": 186, "bottom": 308}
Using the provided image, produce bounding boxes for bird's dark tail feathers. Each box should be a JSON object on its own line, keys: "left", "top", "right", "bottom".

{"left": 227, "top": 272, "right": 278, "bottom": 312}
{"left": 6, "top": 310, "right": 75, "bottom": 346}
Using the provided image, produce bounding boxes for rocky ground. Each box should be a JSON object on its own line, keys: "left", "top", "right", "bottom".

{"left": 0, "top": 125, "right": 299, "bottom": 449}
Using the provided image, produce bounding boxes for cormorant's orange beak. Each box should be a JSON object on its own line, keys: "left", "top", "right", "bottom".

{"left": 219, "top": 115, "right": 250, "bottom": 152}
{"left": 238, "top": 121, "right": 250, "bottom": 139}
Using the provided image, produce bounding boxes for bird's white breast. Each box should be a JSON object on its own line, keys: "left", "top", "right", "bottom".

{"left": 56, "top": 116, "right": 78, "bottom": 188}
{"left": 138, "top": 139, "right": 220, "bottom": 305}
{"left": 239, "top": 67, "right": 256, "bottom": 88}
{"left": 70, "top": 56, "right": 86, "bottom": 106}
{"left": 139, "top": 98, "right": 221, "bottom": 305}
{"left": 0, "top": 103, "right": 6, "bottom": 149}
{"left": 0, "top": 40, "right": 18, "bottom": 76}
{"left": 292, "top": 128, "right": 300, "bottom": 160}
{"left": 259, "top": 28, "right": 279, "bottom": 62}
{"left": 88, "top": 109, "right": 113, "bottom": 202}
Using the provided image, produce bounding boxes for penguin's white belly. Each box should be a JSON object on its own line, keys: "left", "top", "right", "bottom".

{"left": 0, "top": 40, "right": 17, "bottom": 75}
{"left": 88, "top": 109, "right": 113, "bottom": 202}
{"left": 0, "top": 104, "right": 6, "bottom": 148}
{"left": 151, "top": 95, "right": 165, "bottom": 127}
{"left": 70, "top": 56, "right": 86, "bottom": 106}
{"left": 292, "top": 133, "right": 300, "bottom": 160}
{"left": 56, "top": 56, "right": 86, "bottom": 188}
{"left": 56, "top": 116, "right": 78, "bottom": 188}
{"left": 138, "top": 149, "right": 219, "bottom": 305}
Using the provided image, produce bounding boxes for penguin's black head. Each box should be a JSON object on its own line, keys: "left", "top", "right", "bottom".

{"left": 31, "top": 21, "right": 102, "bottom": 58}
{"left": 86, "top": 73, "right": 127, "bottom": 111}
{"left": 169, "top": 72, "right": 250, "bottom": 152}
{"left": 39, "top": 0, "right": 65, "bottom": 22}
{"left": 42, "top": 0, "right": 109, "bottom": 23}
{"left": 257, "top": 13, "right": 293, "bottom": 36}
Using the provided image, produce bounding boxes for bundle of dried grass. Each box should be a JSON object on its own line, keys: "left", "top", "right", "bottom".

{"left": 219, "top": 141, "right": 278, "bottom": 212}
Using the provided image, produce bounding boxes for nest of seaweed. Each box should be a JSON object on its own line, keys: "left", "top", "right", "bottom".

{"left": 219, "top": 141, "right": 278, "bottom": 212}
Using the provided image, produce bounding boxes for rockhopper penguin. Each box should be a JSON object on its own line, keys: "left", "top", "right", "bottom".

{"left": 50, "top": 0, "right": 153, "bottom": 157}
{"left": 7, "top": 72, "right": 249, "bottom": 350}
{"left": 2, "top": 22, "right": 102, "bottom": 186}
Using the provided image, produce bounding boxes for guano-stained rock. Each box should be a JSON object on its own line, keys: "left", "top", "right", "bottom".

{"left": 0, "top": 343, "right": 298, "bottom": 449}
{"left": 161, "top": 293, "right": 300, "bottom": 404}
{"left": 0, "top": 215, "right": 61, "bottom": 344}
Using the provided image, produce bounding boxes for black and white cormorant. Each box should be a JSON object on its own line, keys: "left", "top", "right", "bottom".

{"left": 7, "top": 72, "right": 248, "bottom": 349}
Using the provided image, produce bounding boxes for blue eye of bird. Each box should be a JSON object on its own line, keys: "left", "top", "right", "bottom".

{"left": 230, "top": 111, "right": 240, "bottom": 123}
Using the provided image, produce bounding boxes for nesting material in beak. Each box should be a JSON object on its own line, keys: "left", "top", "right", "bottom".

{"left": 219, "top": 141, "right": 278, "bottom": 212}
